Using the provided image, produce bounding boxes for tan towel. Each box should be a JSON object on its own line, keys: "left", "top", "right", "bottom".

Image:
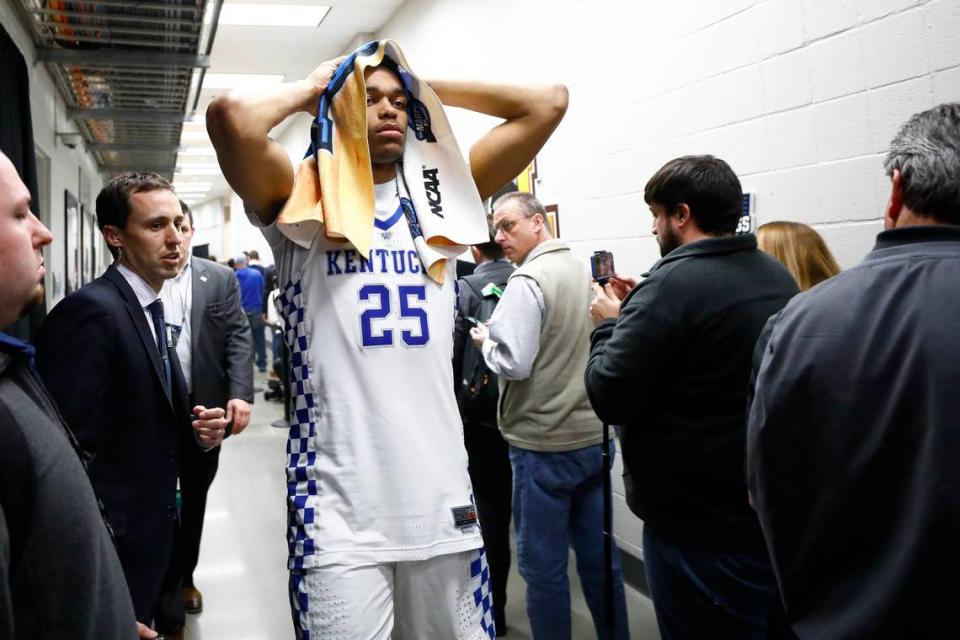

{"left": 276, "top": 39, "right": 488, "bottom": 283}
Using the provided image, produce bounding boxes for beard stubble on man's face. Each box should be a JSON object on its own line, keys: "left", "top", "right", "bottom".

{"left": 658, "top": 221, "right": 681, "bottom": 257}
{"left": 19, "top": 282, "right": 45, "bottom": 318}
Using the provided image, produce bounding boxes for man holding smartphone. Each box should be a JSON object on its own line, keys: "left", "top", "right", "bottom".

{"left": 586, "top": 155, "right": 798, "bottom": 639}
{"left": 470, "top": 191, "right": 629, "bottom": 639}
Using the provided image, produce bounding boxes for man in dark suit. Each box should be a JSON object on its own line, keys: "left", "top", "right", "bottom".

{"left": 159, "top": 201, "right": 253, "bottom": 620}
{"left": 33, "top": 172, "right": 228, "bottom": 630}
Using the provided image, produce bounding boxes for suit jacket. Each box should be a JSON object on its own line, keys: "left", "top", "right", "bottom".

{"left": 189, "top": 257, "right": 254, "bottom": 414}
{"left": 34, "top": 264, "right": 193, "bottom": 621}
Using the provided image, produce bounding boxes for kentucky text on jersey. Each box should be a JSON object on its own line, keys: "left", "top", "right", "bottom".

{"left": 326, "top": 248, "right": 422, "bottom": 276}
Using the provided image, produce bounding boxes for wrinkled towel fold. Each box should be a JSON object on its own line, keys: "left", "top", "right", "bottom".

{"left": 276, "top": 39, "right": 488, "bottom": 283}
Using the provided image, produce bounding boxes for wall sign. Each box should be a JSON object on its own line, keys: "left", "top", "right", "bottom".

{"left": 737, "top": 193, "right": 755, "bottom": 234}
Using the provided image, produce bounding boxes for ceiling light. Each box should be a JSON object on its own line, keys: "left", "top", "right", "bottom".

{"left": 216, "top": 4, "right": 330, "bottom": 28}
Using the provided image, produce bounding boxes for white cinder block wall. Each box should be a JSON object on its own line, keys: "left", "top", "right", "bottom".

{"left": 368, "top": 0, "right": 960, "bottom": 562}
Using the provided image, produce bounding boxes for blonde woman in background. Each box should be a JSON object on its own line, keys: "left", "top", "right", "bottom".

{"left": 757, "top": 221, "right": 841, "bottom": 291}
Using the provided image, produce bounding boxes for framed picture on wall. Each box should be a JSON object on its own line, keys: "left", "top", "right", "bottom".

{"left": 64, "top": 190, "right": 80, "bottom": 294}
{"left": 81, "top": 204, "right": 97, "bottom": 284}
{"left": 545, "top": 204, "right": 560, "bottom": 238}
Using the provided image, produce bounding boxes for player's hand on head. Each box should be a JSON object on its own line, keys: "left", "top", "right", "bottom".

{"left": 303, "top": 56, "right": 348, "bottom": 115}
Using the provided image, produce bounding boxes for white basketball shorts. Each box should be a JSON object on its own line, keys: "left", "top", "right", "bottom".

{"left": 288, "top": 547, "right": 496, "bottom": 639}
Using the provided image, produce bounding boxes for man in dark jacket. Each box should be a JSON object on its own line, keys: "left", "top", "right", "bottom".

{"left": 585, "top": 155, "right": 798, "bottom": 639}
{"left": 0, "top": 152, "right": 150, "bottom": 638}
{"left": 453, "top": 230, "right": 514, "bottom": 635}
{"left": 748, "top": 103, "right": 960, "bottom": 638}
{"left": 34, "top": 172, "right": 228, "bottom": 630}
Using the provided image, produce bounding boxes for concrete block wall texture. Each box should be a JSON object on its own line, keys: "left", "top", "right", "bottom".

{"left": 377, "top": 0, "right": 960, "bottom": 559}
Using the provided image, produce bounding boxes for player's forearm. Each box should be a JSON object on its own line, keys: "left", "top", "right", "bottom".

{"left": 429, "top": 80, "right": 568, "bottom": 200}
{"left": 427, "top": 80, "right": 568, "bottom": 123}
{"left": 206, "top": 82, "right": 315, "bottom": 222}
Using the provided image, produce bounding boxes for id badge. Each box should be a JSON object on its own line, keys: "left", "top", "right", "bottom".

{"left": 166, "top": 323, "right": 182, "bottom": 349}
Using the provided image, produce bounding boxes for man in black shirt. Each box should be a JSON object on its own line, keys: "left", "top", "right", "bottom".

{"left": 586, "top": 155, "right": 798, "bottom": 639}
{"left": 748, "top": 103, "right": 960, "bottom": 638}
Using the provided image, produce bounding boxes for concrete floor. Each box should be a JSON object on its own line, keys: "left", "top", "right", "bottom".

{"left": 183, "top": 373, "right": 661, "bottom": 639}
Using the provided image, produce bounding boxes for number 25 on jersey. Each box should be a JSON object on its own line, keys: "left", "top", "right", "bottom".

{"left": 359, "top": 284, "right": 430, "bottom": 348}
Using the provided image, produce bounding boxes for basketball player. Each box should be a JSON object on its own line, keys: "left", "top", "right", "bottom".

{"left": 207, "top": 54, "right": 567, "bottom": 638}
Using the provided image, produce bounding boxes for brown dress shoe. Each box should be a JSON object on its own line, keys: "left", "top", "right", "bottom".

{"left": 182, "top": 586, "right": 203, "bottom": 614}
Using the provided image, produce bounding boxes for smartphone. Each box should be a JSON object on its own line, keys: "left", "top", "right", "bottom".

{"left": 464, "top": 316, "right": 481, "bottom": 327}
{"left": 590, "top": 250, "right": 615, "bottom": 286}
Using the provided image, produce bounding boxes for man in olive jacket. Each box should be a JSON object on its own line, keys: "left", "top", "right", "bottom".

{"left": 586, "top": 155, "right": 798, "bottom": 640}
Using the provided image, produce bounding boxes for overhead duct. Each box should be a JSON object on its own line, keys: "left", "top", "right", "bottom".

{"left": 12, "top": 0, "right": 220, "bottom": 179}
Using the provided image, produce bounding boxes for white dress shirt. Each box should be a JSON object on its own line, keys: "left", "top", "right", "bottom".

{"left": 481, "top": 275, "right": 546, "bottom": 381}
{"left": 161, "top": 259, "right": 193, "bottom": 393}
{"left": 116, "top": 263, "right": 163, "bottom": 340}
{"left": 119, "top": 263, "right": 209, "bottom": 450}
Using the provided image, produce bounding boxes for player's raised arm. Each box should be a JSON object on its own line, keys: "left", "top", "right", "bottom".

{"left": 206, "top": 57, "right": 344, "bottom": 225}
{"left": 427, "top": 80, "right": 569, "bottom": 201}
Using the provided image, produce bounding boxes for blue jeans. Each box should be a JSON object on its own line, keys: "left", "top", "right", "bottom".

{"left": 510, "top": 442, "right": 629, "bottom": 640}
{"left": 246, "top": 311, "right": 266, "bottom": 371}
{"left": 643, "top": 526, "right": 777, "bottom": 640}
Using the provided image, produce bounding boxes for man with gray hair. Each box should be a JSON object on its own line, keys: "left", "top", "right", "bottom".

{"left": 747, "top": 102, "right": 960, "bottom": 638}
{"left": 470, "top": 191, "right": 628, "bottom": 639}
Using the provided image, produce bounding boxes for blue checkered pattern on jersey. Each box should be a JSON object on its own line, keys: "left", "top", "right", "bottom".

{"left": 277, "top": 278, "right": 320, "bottom": 572}
{"left": 471, "top": 547, "right": 496, "bottom": 639}
{"left": 289, "top": 572, "right": 310, "bottom": 639}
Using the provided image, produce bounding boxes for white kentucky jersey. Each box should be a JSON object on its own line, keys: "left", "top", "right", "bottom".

{"left": 253, "top": 179, "right": 482, "bottom": 570}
